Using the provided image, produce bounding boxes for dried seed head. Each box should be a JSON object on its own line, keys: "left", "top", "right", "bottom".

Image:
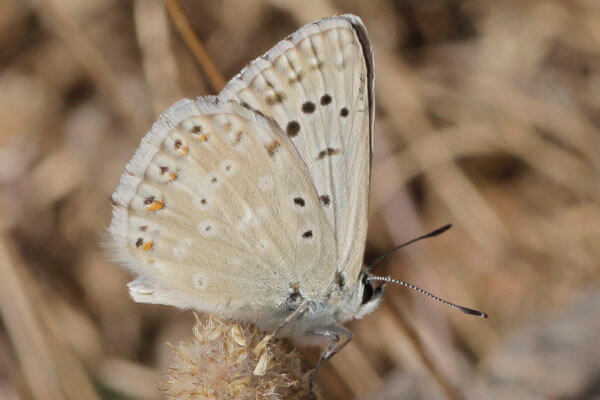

{"left": 161, "top": 315, "right": 320, "bottom": 400}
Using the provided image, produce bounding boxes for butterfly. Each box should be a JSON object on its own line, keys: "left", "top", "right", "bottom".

{"left": 106, "top": 14, "right": 485, "bottom": 394}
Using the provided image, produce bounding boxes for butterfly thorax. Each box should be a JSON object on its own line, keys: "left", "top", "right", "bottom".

{"left": 257, "top": 270, "right": 385, "bottom": 345}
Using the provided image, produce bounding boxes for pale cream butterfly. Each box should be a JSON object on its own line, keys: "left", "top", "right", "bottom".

{"left": 106, "top": 14, "right": 486, "bottom": 394}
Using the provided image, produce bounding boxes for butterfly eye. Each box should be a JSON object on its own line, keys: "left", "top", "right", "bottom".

{"left": 362, "top": 280, "right": 374, "bottom": 305}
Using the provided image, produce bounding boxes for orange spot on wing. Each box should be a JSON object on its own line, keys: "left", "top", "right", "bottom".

{"left": 142, "top": 241, "right": 154, "bottom": 251}
{"left": 182, "top": 146, "right": 189, "bottom": 155}
{"left": 169, "top": 172, "right": 177, "bottom": 181}
{"left": 148, "top": 201, "right": 164, "bottom": 211}
{"left": 198, "top": 134, "right": 208, "bottom": 142}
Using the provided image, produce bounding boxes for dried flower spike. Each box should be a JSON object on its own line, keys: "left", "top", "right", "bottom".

{"left": 161, "top": 315, "right": 320, "bottom": 399}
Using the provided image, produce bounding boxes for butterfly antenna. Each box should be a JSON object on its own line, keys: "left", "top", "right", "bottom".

{"left": 368, "top": 275, "right": 488, "bottom": 318}
{"left": 367, "top": 224, "right": 452, "bottom": 270}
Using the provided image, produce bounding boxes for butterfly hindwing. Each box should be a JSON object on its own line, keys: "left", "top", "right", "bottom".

{"left": 108, "top": 98, "right": 337, "bottom": 319}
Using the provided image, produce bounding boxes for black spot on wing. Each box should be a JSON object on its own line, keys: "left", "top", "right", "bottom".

{"left": 317, "top": 148, "right": 340, "bottom": 160}
{"left": 335, "top": 271, "right": 345, "bottom": 288}
{"left": 302, "top": 101, "right": 316, "bottom": 114}
{"left": 286, "top": 121, "right": 300, "bottom": 137}
{"left": 320, "top": 94, "right": 332, "bottom": 105}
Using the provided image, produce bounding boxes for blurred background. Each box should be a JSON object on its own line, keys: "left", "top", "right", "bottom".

{"left": 1, "top": 0, "right": 599, "bottom": 399}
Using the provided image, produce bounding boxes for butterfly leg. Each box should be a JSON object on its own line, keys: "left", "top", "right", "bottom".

{"left": 308, "top": 325, "right": 354, "bottom": 400}
{"left": 272, "top": 300, "right": 309, "bottom": 338}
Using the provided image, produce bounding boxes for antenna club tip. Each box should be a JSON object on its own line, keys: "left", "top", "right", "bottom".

{"left": 459, "top": 306, "right": 488, "bottom": 319}
{"left": 430, "top": 224, "right": 452, "bottom": 237}
{"left": 439, "top": 223, "right": 452, "bottom": 232}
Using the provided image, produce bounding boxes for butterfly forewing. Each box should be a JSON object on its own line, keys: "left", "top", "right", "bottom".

{"left": 108, "top": 98, "right": 336, "bottom": 317}
{"left": 220, "top": 15, "right": 374, "bottom": 288}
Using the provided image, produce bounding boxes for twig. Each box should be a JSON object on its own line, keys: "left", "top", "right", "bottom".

{"left": 164, "top": 0, "right": 227, "bottom": 92}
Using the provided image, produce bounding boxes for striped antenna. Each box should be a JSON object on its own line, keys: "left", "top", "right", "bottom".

{"left": 367, "top": 275, "right": 488, "bottom": 318}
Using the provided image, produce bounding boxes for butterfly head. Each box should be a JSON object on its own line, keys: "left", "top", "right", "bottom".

{"left": 352, "top": 270, "right": 387, "bottom": 319}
